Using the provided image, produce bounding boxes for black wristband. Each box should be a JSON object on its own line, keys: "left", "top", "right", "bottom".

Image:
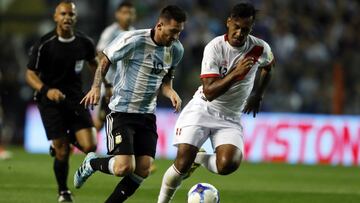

{"left": 40, "top": 85, "right": 50, "bottom": 95}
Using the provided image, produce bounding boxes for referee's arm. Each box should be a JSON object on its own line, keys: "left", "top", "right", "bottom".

{"left": 26, "top": 69, "right": 65, "bottom": 102}
{"left": 25, "top": 69, "right": 43, "bottom": 92}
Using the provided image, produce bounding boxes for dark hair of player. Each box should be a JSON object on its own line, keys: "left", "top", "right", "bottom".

{"left": 59, "top": 0, "right": 74, "bottom": 4}
{"left": 159, "top": 5, "right": 186, "bottom": 23}
{"left": 230, "top": 2, "right": 258, "bottom": 20}
{"left": 117, "top": 1, "right": 134, "bottom": 10}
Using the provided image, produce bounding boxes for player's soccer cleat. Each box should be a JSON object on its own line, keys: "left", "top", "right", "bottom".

{"left": 183, "top": 148, "right": 206, "bottom": 180}
{"left": 58, "top": 190, "right": 73, "bottom": 202}
{"left": 74, "top": 152, "right": 97, "bottom": 189}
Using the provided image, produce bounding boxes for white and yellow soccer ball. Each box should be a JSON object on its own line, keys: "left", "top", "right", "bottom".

{"left": 187, "top": 183, "right": 220, "bottom": 203}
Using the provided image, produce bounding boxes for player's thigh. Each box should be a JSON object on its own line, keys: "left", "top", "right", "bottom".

{"left": 211, "top": 127, "right": 244, "bottom": 163}
{"left": 134, "top": 155, "right": 153, "bottom": 178}
{"left": 93, "top": 95, "right": 110, "bottom": 130}
{"left": 75, "top": 127, "right": 97, "bottom": 152}
{"left": 106, "top": 112, "right": 135, "bottom": 156}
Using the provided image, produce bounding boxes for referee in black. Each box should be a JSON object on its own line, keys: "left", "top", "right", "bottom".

{"left": 25, "top": 1, "right": 97, "bottom": 202}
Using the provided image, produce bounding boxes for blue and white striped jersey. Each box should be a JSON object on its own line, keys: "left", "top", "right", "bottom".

{"left": 103, "top": 29, "right": 184, "bottom": 114}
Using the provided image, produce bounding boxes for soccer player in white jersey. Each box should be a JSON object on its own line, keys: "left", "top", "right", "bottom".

{"left": 157, "top": 3, "right": 275, "bottom": 202}
{"left": 94, "top": 1, "right": 136, "bottom": 130}
{"left": 74, "top": 5, "right": 186, "bottom": 203}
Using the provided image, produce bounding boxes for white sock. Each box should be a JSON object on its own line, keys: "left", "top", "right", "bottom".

{"left": 157, "top": 164, "right": 185, "bottom": 203}
{"left": 195, "top": 153, "right": 218, "bottom": 174}
{"left": 108, "top": 156, "right": 115, "bottom": 175}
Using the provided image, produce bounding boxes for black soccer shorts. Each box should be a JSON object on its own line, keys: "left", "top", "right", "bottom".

{"left": 105, "top": 112, "right": 158, "bottom": 158}
{"left": 37, "top": 97, "right": 94, "bottom": 140}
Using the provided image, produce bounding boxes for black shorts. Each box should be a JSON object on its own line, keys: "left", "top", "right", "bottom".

{"left": 105, "top": 112, "right": 158, "bottom": 158}
{"left": 37, "top": 96, "right": 94, "bottom": 140}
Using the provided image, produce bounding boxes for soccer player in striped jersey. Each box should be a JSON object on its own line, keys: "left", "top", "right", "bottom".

{"left": 74, "top": 5, "right": 186, "bottom": 203}
{"left": 157, "top": 3, "right": 275, "bottom": 202}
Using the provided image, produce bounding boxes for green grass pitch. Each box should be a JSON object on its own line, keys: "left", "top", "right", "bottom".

{"left": 0, "top": 148, "right": 359, "bottom": 203}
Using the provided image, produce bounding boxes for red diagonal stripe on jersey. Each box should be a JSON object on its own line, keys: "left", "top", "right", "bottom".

{"left": 237, "top": 45, "right": 264, "bottom": 80}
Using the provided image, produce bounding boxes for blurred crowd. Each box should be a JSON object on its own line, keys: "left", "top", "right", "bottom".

{"left": 1, "top": 0, "right": 359, "bottom": 145}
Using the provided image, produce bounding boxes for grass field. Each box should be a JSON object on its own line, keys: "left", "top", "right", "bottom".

{"left": 0, "top": 148, "right": 359, "bottom": 203}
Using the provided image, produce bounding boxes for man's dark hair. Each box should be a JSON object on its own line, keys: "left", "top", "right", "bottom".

{"left": 117, "top": 1, "right": 134, "bottom": 10}
{"left": 230, "top": 2, "right": 257, "bottom": 20}
{"left": 60, "top": 0, "right": 74, "bottom": 4}
{"left": 159, "top": 5, "right": 186, "bottom": 22}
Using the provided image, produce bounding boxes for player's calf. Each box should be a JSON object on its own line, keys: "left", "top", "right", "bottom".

{"left": 174, "top": 144, "right": 198, "bottom": 173}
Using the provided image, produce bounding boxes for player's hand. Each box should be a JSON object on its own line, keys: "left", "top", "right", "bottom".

{"left": 169, "top": 90, "right": 182, "bottom": 113}
{"left": 233, "top": 57, "right": 255, "bottom": 80}
{"left": 242, "top": 94, "right": 262, "bottom": 118}
{"left": 80, "top": 86, "right": 100, "bottom": 109}
{"left": 104, "top": 86, "right": 113, "bottom": 103}
{"left": 46, "top": 88, "right": 66, "bottom": 103}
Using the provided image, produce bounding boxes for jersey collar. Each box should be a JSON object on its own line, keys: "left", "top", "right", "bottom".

{"left": 224, "top": 34, "right": 248, "bottom": 51}
{"left": 58, "top": 36, "right": 76, "bottom": 43}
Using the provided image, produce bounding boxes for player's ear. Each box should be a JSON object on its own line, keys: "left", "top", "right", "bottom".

{"left": 156, "top": 21, "right": 163, "bottom": 31}
{"left": 226, "top": 17, "right": 231, "bottom": 28}
{"left": 53, "top": 13, "right": 58, "bottom": 23}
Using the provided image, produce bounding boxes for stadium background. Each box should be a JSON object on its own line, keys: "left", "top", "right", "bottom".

{"left": 0, "top": 0, "right": 359, "bottom": 202}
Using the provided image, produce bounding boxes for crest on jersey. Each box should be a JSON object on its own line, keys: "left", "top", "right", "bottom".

{"left": 74, "top": 60, "right": 85, "bottom": 74}
{"left": 115, "top": 133, "right": 122, "bottom": 144}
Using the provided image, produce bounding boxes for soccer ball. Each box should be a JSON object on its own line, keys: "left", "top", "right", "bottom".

{"left": 187, "top": 183, "right": 220, "bottom": 203}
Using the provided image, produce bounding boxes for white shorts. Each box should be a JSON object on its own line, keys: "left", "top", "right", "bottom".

{"left": 173, "top": 98, "right": 244, "bottom": 154}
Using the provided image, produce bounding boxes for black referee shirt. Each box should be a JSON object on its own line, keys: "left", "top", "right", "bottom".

{"left": 27, "top": 30, "right": 96, "bottom": 101}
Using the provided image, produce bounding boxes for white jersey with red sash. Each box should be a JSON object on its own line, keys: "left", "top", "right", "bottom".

{"left": 195, "top": 34, "right": 274, "bottom": 118}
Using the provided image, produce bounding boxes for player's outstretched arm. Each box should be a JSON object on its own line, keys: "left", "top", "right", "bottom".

{"left": 242, "top": 62, "right": 274, "bottom": 117}
{"left": 80, "top": 53, "right": 111, "bottom": 109}
{"left": 160, "top": 74, "right": 182, "bottom": 113}
{"left": 202, "top": 57, "right": 255, "bottom": 101}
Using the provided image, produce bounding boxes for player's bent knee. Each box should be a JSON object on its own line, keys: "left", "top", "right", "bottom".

{"left": 135, "top": 167, "right": 151, "bottom": 178}
{"left": 216, "top": 157, "right": 241, "bottom": 175}
{"left": 54, "top": 147, "right": 70, "bottom": 161}
{"left": 113, "top": 163, "right": 135, "bottom": 177}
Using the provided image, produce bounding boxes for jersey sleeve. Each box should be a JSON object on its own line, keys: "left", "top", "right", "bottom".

{"left": 259, "top": 41, "right": 274, "bottom": 67}
{"left": 200, "top": 42, "right": 221, "bottom": 78}
{"left": 171, "top": 41, "right": 184, "bottom": 67}
{"left": 85, "top": 38, "right": 96, "bottom": 61}
{"left": 27, "top": 41, "right": 41, "bottom": 71}
{"left": 103, "top": 33, "right": 136, "bottom": 64}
